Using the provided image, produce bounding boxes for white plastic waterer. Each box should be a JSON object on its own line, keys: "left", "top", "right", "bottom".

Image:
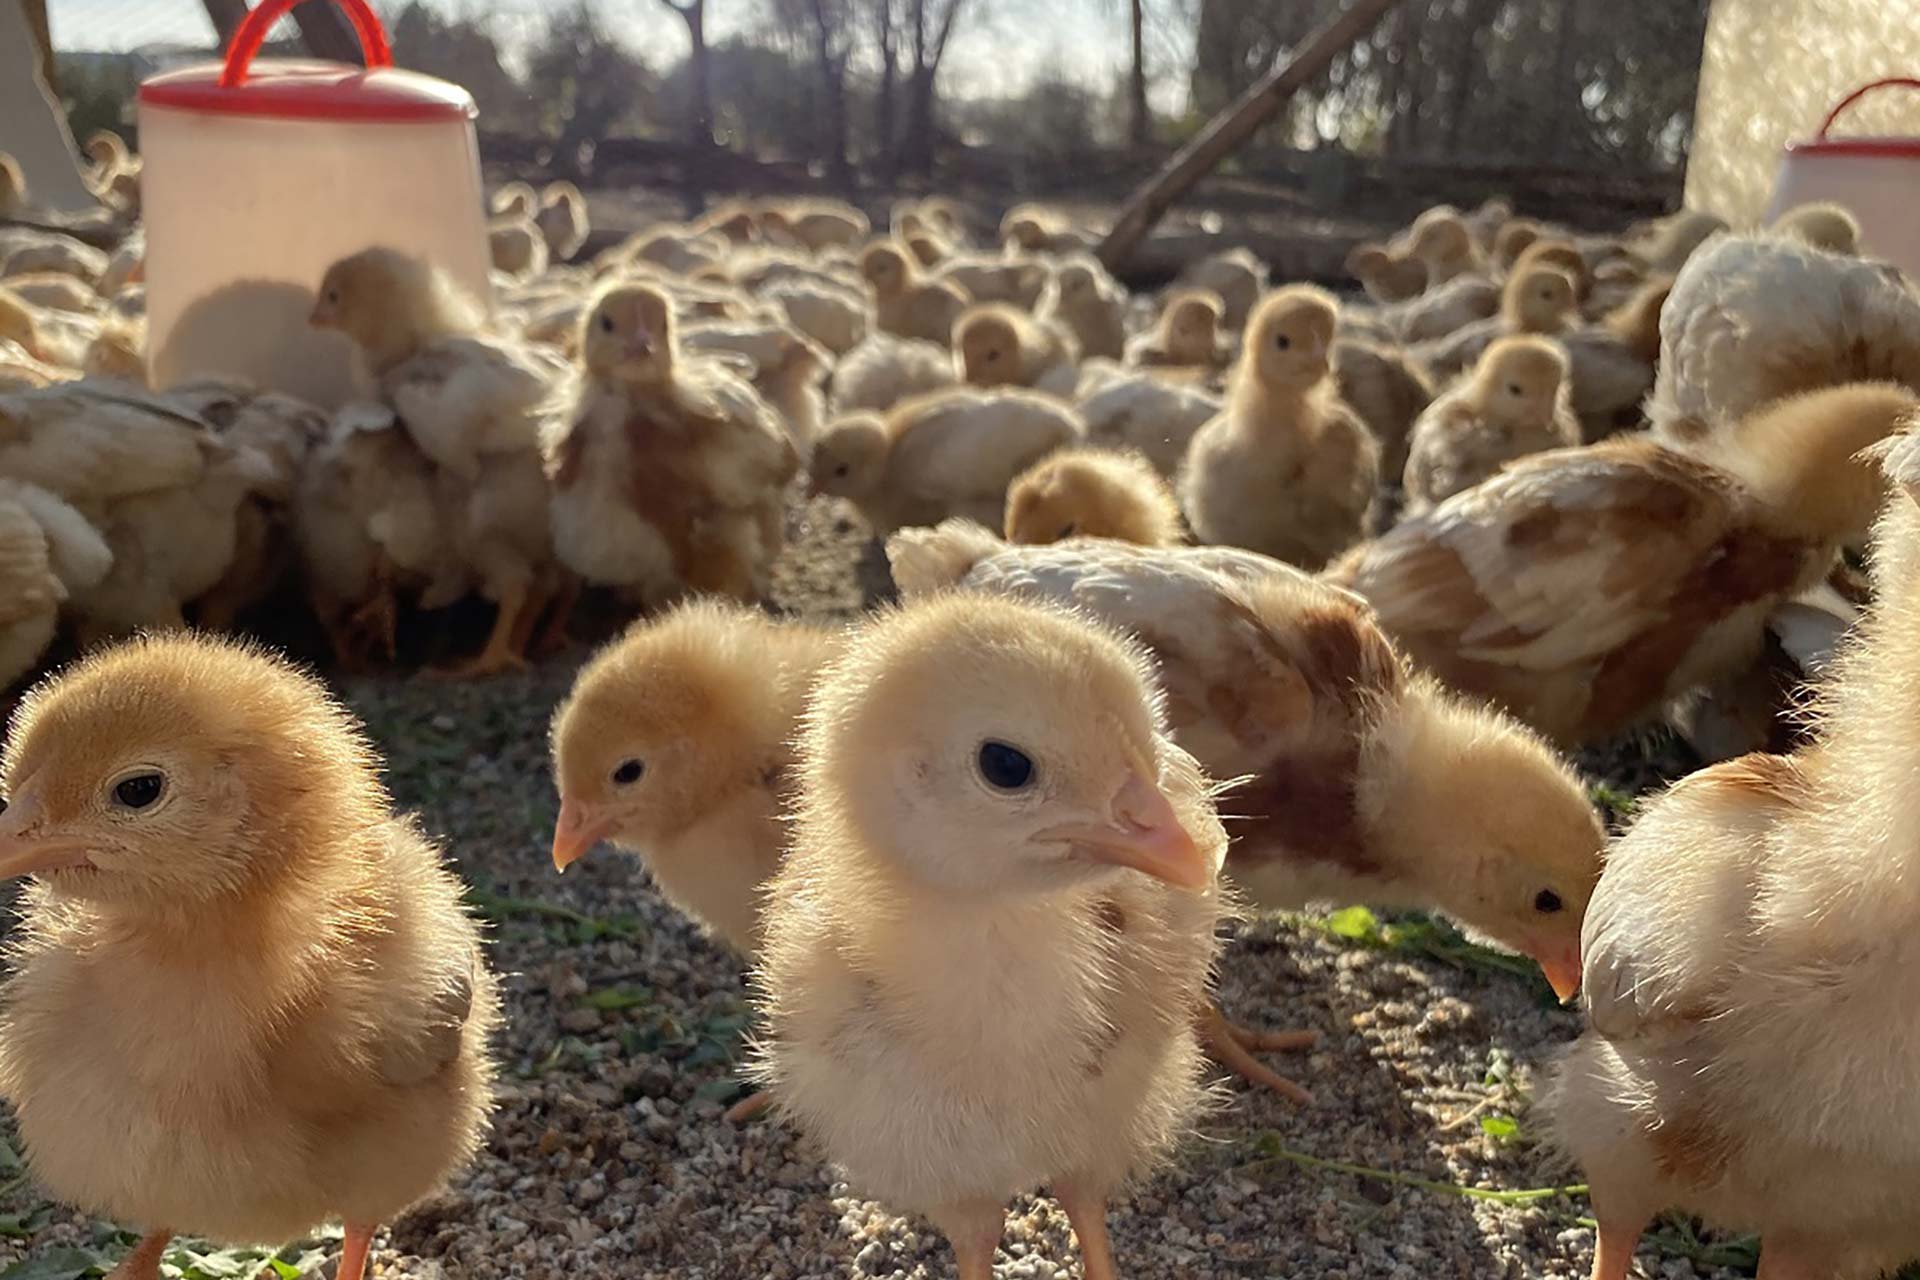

{"left": 1766, "top": 78, "right": 1920, "bottom": 279}
{"left": 137, "top": 0, "right": 491, "bottom": 408}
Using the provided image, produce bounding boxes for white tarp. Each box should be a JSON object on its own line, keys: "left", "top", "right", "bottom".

{"left": 0, "top": 0, "right": 96, "bottom": 212}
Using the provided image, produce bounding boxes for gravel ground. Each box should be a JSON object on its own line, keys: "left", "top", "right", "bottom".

{"left": 0, "top": 495, "right": 1734, "bottom": 1280}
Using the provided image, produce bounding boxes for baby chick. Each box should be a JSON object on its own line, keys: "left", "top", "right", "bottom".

{"left": 549, "top": 600, "right": 842, "bottom": 954}
{"left": 1402, "top": 335, "right": 1579, "bottom": 515}
{"left": 1174, "top": 248, "right": 1265, "bottom": 330}
{"left": 1414, "top": 265, "right": 1577, "bottom": 380}
{"left": 810, "top": 387, "right": 1083, "bottom": 536}
{"left": 1076, "top": 370, "right": 1223, "bottom": 477}
{"left": 1005, "top": 447, "right": 1182, "bottom": 547}
{"left": 861, "top": 241, "right": 970, "bottom": 347}
{"left": 1127, "top": 290, "right": 1229, "bottom": 374}
{"left": 1548, "top": 432, "right": 1920, "bottom": 1280}
{"left": 953, "top": 302, "right": 1078, "bottom": 395}
{"left": 0, "top": 480, "right": 111, "bottom": 691}
{"left": 1772, "top": 200, "right": 1861, "bottom": 255}
{"left": 546, "top": 282, "right": 798, "bottom": 603}
{"left": 1332, "top": 382, "right": 1920, "bottom": 748}
{"left": 1180, "top": 286, "right": 1380, "bottom": 570}
{"left": 1405, "top": 208, "right": 1485, "bottom": 285}
{"left": 0, "top": 634, "right": 497, "bottom": 1280}
{"left": 1345, "top": 242, "right": 1428, "bottom": 304}
{"left": 1332, "top": 337, "right": 1436, "bottom": 482}
{"left": 1039, "top": 255, "right": 1128, "bottom": 361}
{"left": 536, "top": 180, "right": 590, "bottom": 260}
{"left": 751, "top": 593, "right": 1226, "bottom": 1280}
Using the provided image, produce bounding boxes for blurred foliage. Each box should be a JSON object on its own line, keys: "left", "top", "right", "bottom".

{"left": 521, "top": 2, "right": 656, "bottom": 156}
{"left": 54, "top": 56, "right": 140, "bottom": 144}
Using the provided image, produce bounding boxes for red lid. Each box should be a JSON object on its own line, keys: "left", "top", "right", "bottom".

{"left": 1786, "top": 79, "right": 1920, "bottom": 158}
{"left": 140, "top": 59, "right": 476, "bottom": 122}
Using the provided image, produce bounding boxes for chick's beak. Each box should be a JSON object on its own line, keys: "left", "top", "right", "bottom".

{"left": 309, "top": 301, "right": 335, "bottom": 329}
{"left": 551, "top": 796, "right": 616, "bottom": 873}
{"left": 1534, "top": 945, "right": 1583, "bottom": 1004}
{"left": 1040, "top": 773, "right": 1210, "bottom": 891}
{"left": 0, "top": 797, "right": 93, "bottom": 880}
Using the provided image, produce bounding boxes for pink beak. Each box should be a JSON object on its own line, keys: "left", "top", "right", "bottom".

{"left": 551, "top": 795, "right": 616, "bottom": 873}
{"left": 1039, "top": 773, "right": 1210, "bottom": 891}
{"left": 1533, "top": 944, "right": 1583, "bottom": 1004}
{"left": 0, "top": 796, "right": 93, "bottom": 881}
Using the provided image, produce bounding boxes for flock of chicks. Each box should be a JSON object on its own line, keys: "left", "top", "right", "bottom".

{"left": 3, "top": 131, "right": 1920, "bottom": 1280}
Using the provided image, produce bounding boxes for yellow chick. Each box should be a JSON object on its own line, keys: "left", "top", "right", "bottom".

{"left": 1345, "top": 242, "right": 1428, "bottom": 304}
{"left": 861, "top": 240, "right": 970, "bottom": 347}
{"left": 1179, "top": 286, "right": 1380, "bottom": 569}
{"left": 1405, "top": 208, "right": 1485, "bottom": 285}
{"left": 751, "top": 593, "right": 1226, "bottom": 1280}
{"left": 1174, "top": 248, "right": 1265, "bottom": 330}
{"left": 536, "top": 180, "right": 590, "bottom": 260}
{"left": 1772, "top": 200, "right": 1861, "bottom": 255}
{"left": 953, "top": 302, "right": 1078, "bottom": 394}
{"left": 0, "top": 634, "right": 497, "bottom": 1280}
{"left": 1005, "top": 447, "right": 1182, "bottom": 547}
{"left": 1040, "top": 255, "right": 1128, "bottom": 361}
{"left": 0, "top": 479, "right": 112, "bottom": 691}
{"left": 1402, "top": 335, "right": 1580, "bottom": 515}
{"left": 549, "top": 599, "right": 843, "bottom": 955}
{"left": 1548, "top": 430, "right": 1920, "bottom": 1280}
{"left": 1127, "top": 290, "right": 1229, "bottom": 373}
{"left": 1600, "top": 274, "right": 1674, "bottom": 364}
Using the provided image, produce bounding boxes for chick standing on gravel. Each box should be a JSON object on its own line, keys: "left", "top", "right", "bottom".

{"left": 752, "top": 594, "right": 1227, "bottom": 1280}
{"left": 0, "top": 634, "right": 497, "bottom": 1280}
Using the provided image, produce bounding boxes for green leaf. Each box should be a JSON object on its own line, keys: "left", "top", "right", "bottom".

{"left": 1322, "top": 906, "right": 1381, "bottom": 942}
{"left": 582, "top": 986, "right": 651, "bottom": 1012}
{"left": 0, "top": 1140, "right": 22, "bottom": 1175}
{"left": 0, "top": 1247, "right": 111, "bottom": 1280}
{"left": 1479, "top": 1114, "right": 1521, "bottom": 1142}
{"left": 0, "top": 1216, "right": 30, "bottom": 1240}
{"left": 267, "top": 1263, "right": 303, "bottom": 1280}
{"left": 693, "top": 1077, "right": 744, "bottom": 1102}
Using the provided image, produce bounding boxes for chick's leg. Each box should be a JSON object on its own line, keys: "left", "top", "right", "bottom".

{"left": 1198, "top": 1001, "right": 1316, "bottom": 1105}
{"left": 1054, "top": 1179, "right": 1117, "bottom": 1280}
{"left": 107, "top": 1231, "right": 171, "bottom": 1280}
{"left": 933, "top": 1199, "right": 1006, "bottom": 1280}
{"left": 336, "top": 1222, "right": 377, "bottom": 1280}
{"left": 1588, "top": 1211, "right": 1651, "bottom": 1280}
{"left": 431, "top": 579, "right": 531, "bottom": 679}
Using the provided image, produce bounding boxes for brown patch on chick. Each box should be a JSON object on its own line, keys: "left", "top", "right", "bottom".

{"left": 1005, "top": 448, "right": 1182, "bottom": 548}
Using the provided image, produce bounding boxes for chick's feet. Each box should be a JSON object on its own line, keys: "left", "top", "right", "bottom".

{"left": 1054, "top": 1179, "right": 1117, "bottom": 1280}
{"left": 723, "top": 1088, "right": 773, "bottom": 1124}
{"left": 1199, "top": 1001, "right": 1317, "bottom": 1105}
{"left": 336, "top": 1222, "right": 377, "bottom": 1280}
{"left": 933, "top": 1200, "right": 1006, "bottom": 1280}
{"left": 428, "top": 584, "right": 532, "bottom": 679}
{"left": 1588, "top": 1212, "right": 1651, "bottom": 1280}
{"left": 107, "top": 1232, "right": 172, "bottom": 1280}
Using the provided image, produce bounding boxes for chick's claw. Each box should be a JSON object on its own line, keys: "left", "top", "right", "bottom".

{"left": 1199, "top": 1002, "right": 1316, "bottom": 1105}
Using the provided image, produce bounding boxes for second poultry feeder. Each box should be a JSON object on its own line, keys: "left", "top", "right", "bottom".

{"left": 137, "top": 0, "right": 490, "bottom": 408}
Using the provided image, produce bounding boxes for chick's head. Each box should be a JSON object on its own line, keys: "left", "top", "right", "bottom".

{"left": 1244, "top": 286, "right": 1337, "bottom": 391}
{"left": 859, "top": 242, "right": 913, "bottom": 299}
{"left": 1161, "top": 290, "right": 1224, "bottom": 362}
{"left": 310, "top": 246, "right": 478, "bottom": 370}
{"left": 1005, "top": 449, "right": 1178, "bottom": 547}
{"left": 1502, "top": 266, "right": 1577, "bottom": 333}
{"left": 550, "top": 601, "right": 785, "bottom": 870}
{"left": 1493, "top": 220, "right": 1542, "bottom": 271}
{"left": 1512, "top": 240, "right": 1588, "bottom": 299}
{"left": 955, "top": 306, "right": 1025, "bottom": 386}
{"left": 83, "top": 131, "right": 127, "bottom": 171}
{"left": 1474, "top": 336, "right": 1568, "bottom": 429}
{"left": 806, "top": 595, "right": 1217, "bottom": 897}
{"left": 1055, "top": 259, "right": 1099, "bottom": 302}
{"left": 1409, "top": 211, "right": 1473, "bottom": 265}
{"left": 582, "top": 283, "right": 676, "bottom": 387}
{"left": 0, "top": 634, "right": 386, "bottom": 909}
{"left": 809, "top": 413, "right": 889, "bottom": 498}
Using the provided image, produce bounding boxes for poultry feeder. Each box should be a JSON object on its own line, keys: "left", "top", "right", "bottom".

{"left": 137, "top": 0, "right": 489, "bottom": 408}
{"left": 1766, "top": 78, "right": 1920, "bottom": 278}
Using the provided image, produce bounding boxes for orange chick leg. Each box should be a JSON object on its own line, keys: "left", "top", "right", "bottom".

{"left": 506, "top": 576, "right": 556, "bottom": 658}
{"left": 723, "top": 1089, "right": 773, "bottom": 1124}
{"left": 431, "top": 580, "right": 532, "bottom": 679}
{"left": 532, "top": 573, "right": 582, "bottom": 657}
{"left": 336, "top": 1221, "right": 377, "bottom": 1280}
{"left": 1054, "top": 1179, "right": 1117, "bottom": 1280}
{"left": 1197, "top": 1001, "right": 1316, "bottom": 1105}
{"left": 1589, "top": 1212, "right": 1651, "bottom": 1280}
{"left": 107, "top": 1231, "right": 172, "bottom": 1280}
{"left": 934, "top": 1199, "right": 1006, "bottom": 1280}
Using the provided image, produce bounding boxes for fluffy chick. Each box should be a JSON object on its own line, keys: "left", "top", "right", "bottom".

{"left": 887, "top": 522, "right": 1605, "bottom": 1009}
{"left": 536, "top": 180, "right": 590, "bottom": 260}
{"left": 0, "top": 480, "right": 111, "bottom": 691}
{"left": 1076, "top": 370, "right": 1223, "bottom": 477}
{"left": 1345, "top": 242, "right": 1428, "bottom": 304}
{"left": 751, "top": 593, "right": 1225, "bottom": 1280}
{"left": 548, "top": 600, "right": 843, "bottom": 955}
{"left": 1179, "top": 286, "right": 1380, "bottom": 569}
{"left": 1040, "top": 255, "right": 1128, "bottom": 361}
{"left": 1548, "top": 435, "right": 1920, "bottom": 1280}
{"left": 0, "top": 634, "right": 497, "bottom": 1280}
{"left": 861, "top": 241, "right": 970, "bottom": 347}
{"left": 809, "top": 387, "right": 1083, "bottom": 535}
{"left": 1599, "top": 274, "right": 1674, "bottom": 364}
{"left": 1005, "top": 447, "right": 1182, "bottom": 547}
{"left": 1405, "top": 208, "right": 1486, "bottom": 285}
{"left": 1772, "top": 200, "right": 1860, "bottom": 255}
{"left": 1126, "top": 290, "right": 1229, "bottom": 373}
{"left": 1333, "top": 337, "right": 1436, "bottom": 482}
{"left": 1331, "top": 382, "right": 1920, "bottom": 747}
{"left": 1401, "top": 336, "right": 1579, "bottom": 515}
{"left": 953, "top": 302, "right": 1077, "bottom": 394}
{"left": 1174, "top": 248, "right": 1265, "bottom": 330}
{"left": 1413, "top": 265, "right": 1578, "bottom": 380}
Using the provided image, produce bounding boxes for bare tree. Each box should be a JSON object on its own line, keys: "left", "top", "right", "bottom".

{"left": 1127, "top": 0, "right": 1150, "bottom": 148}
{"left": 801, "top": 0, "right": 856, "bottom": 190}
{"left": 897, "top": 0, "right": 970, "bottom": 177}
{"left": 867, "top": 0, "right": 902, "bottom": 161}
{"left": 654, "top": 0, "right": 714, "bottom": 148}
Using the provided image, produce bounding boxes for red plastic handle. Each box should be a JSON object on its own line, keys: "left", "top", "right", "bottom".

{"left": 219, "top": 0, "right": 393, "bottom": 88}
{"left": 1817, "top": 77, "right": 1920, "bottom": 139}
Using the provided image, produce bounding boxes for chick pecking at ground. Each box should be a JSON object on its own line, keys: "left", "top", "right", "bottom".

{"left": 0, "top": 479, "right": 111, "bottom": 691}
{"left": 545, "top": 282, "right": 798, "bottom": 605}
{"left": 809, "top": 386, "right": 1083, "bottom": 536}
{"left": 888, "top": 522, "right": 1606, "bottom": 1084}
{"left": 1005, "top": 447, "right": 1182, "bottom": 548}
{"left": 1547, "top": 428, "right": 1920, "bottom": 1280}
{"left": 1038, "top": 255, "right": 1128, "bottom": 361}
{"left": 750, "top": 593, "right": 1226, "bottom": 1280}
{"left": 953, "top": 302, "right": 1079, "bottom": 396}
{"left": 0, "top": 634, "right": 498, "bottom": 1280}
{"left": 549, "top": 599, "right": 844, "bottom": 956}
{"left": 861, "top": 241, "right": 971, "bottom": 347}
{"left": 1330, "top": 381, "right": 1920, "bottom": 749}
{"left": 1179, "top": 286, "right": 1380, "bottom": 570}
{"left": 1126, "top": 289, "right": 1231, "bottom": 375}
{"left": 535, "top": 180, "right": 590, "bottom": 261}
{"left": 1401, "top": 335, "right": 1580, "bottom": 516}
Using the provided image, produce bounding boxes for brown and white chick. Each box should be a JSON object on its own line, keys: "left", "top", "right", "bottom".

{"left": 1548, "top": 427, "right": 1920, "bottom": 1280}
{"left": 889, "top": 524, "right": 1605, "bottom": 1045}
{"left": 953, "top": 302, "right": 1078, "bottom": 396}
{"left": 861, "top": 241, "right": 970, "bottom": 347}
{"left": 545, "top": 283, "right": 798, "bottom": 604}
{"left": 1039, "top": 255, "right": 1128, "bottom": 361}
{"left": 1126, "top": 290, "right": 1230, "bottom": 375}
{"left": 1005, "top": 447, "right": 1182, "bottom": 548}
{"left": 1401, "top": 335, "right": 1579, "bottom": 515}
{"left": 809, "top": 387, "right": 1083, "bottom": 536}
{"left": 0, "top": 634, "right": 498, "bottom": 1280}
{"left": 549, "top": 600, "right": 843, "bottom": 956}
{"left": 1179, "top": 286, "right": 1379, "bottom": 570}
{"left": 1331, "top": 382, "right": 1920, "bottom": 748}
{"left": 751, "top": 593, "right": 1226, "bottom": 1280}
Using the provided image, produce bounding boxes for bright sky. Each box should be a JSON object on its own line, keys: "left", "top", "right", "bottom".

{"left": 49, "top": 0, "right": 1197, "bottom": 105}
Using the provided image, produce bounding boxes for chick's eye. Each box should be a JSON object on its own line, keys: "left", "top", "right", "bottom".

{"left": 977, "top": 740, "right": 1035, "bottom": 791}
{"left": 112, "top": 772, "right": 166, "bottom": 811}
{"left": 1534, "top": 889, "right": 1564, "bottom": 914}
{"left": 611, "top": 759, "right": 644, "bottom": 786}
{"left": 599, "top": 313, "right": 615, "bottom": 334}
{"left": 1274, "top": 333, "right": 1291, "bottom": 350}
{"left": 833, "top": 463, "right": 850, "bottom": 478}
{"left": 1508, "top": 382, "right": 1525, "bottom": 396}
{"left": 325, "top": 288, "right": 340, "bottom": 304}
